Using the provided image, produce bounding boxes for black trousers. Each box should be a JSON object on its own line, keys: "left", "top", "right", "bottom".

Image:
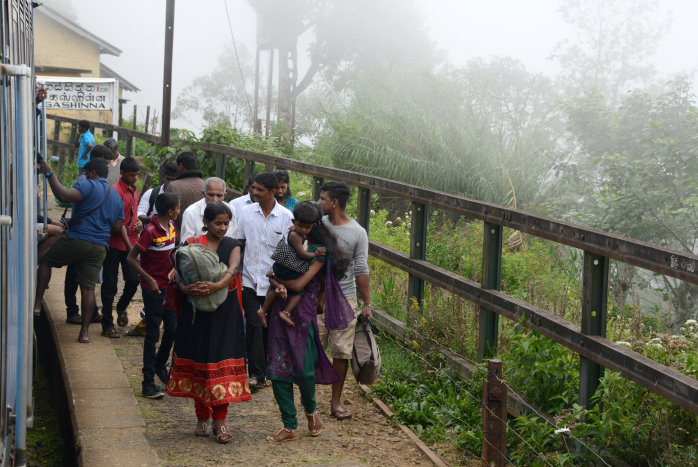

{"left": 101, "top": 247, "right": 139, "bottom": 330}
{"left": 142, "top": 288, "right": 177, "bottom": 386}
{"left": 241, "top": 288, "right": 268, "bottom": 382}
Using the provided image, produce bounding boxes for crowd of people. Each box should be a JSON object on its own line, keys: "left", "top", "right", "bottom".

{"left": 34, "top": 144, "right": 372, "bottom": 444}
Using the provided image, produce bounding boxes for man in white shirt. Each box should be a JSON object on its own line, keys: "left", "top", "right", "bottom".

{"left": 228, "top": 174, "right": 255, "bottom": 214}
{"left": 234, "top": 172, "right": 293, "bottom": 389}
{"left": 180, "top": 177, "right": 235, "bottom": 242}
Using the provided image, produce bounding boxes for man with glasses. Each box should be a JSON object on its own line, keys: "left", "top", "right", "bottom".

{"left": 179, "top": 177, "right": 236, "bottom": 241}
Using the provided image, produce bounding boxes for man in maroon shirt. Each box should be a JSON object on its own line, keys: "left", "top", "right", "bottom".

{"left": 100, "top": 157, "right": 142, "bottom": 337}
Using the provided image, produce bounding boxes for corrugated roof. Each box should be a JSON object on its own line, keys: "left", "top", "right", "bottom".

{"left": 100, "top": 63, "right": 140, "bottom": 92}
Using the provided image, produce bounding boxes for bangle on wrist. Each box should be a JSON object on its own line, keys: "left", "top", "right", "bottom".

{"left": 45, "top": 170, "right": 54, "bottom": 178}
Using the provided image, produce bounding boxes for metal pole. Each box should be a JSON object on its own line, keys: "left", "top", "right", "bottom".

{"left": 253, "top": 47, "right": 260, "bottom": 134}
{"left": 265, "top": 48, "right": 274, "bottom": 137}
{"left": 312, "top": 177, "right": 324, "bottom": 201}
{"left": 478, "top": 222, "right": 503, "bottom": 361}
{"left": 579, "top": 252, "right": 609, "bottom": 410}
{"left": 407, "top": 203, "right": 427, "bottom": 311}
{"left": 161, "top": 0, "right": 175, "bottom": 147}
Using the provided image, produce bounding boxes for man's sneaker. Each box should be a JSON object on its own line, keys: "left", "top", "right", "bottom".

{"left": 142, "top": 383, "right": 165, "bottom": 399}
{"left": 156, "top": 366, "right": 170, "bottom": 387}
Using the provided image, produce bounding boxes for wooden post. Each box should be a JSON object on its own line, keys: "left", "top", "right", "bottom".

{"left": 51, "top": 120, "right": 60, "bottom": 158}
{"left": 482, "top": 359, "right": 507, "bottom": 467}
{"left": 244, "top": 160, "right": 256, "bottom": 185}
{"left": 478, "top": 222, "right": 503, "bottom": 361}
{"left": 215, "top": 153, "right": 226, "bottom": 179}
{"left": 69, "top": 123, "right": 77, "bottom": 162}
{"left": 144, "top": 105, "right": 150, "bottom": 135}
{"left": 161, "top": 0, "right": 175, "bottom": 147}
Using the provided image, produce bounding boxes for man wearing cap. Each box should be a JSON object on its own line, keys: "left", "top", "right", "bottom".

{"left": 100, "top": 156, "right": 143, "bottom": 338}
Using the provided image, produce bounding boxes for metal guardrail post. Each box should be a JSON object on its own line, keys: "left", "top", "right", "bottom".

{"left": 312, "top": 177, "right": 324, "bottom": 201}
{"left": 579, "top": 252, "right": 609, "bottom": 410}
{"left": 357, "top": 187, "right": 371, "bottom": 234}
{"left": 478, "top": 222, "right": 503, "bottom": 361}
{"left": 408, "top": 203, "right": 427, "bottom": 310}
{"left": 244, "top": 160, "right": 255, "bottom": 183}
{"left": 215, "top": 153, "right": 226, "bottom": 179}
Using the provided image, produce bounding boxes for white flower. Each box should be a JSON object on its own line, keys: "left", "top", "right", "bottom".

{"left": 554, "top": 427, "right": 570, "bottom": 435}
{"left": 646, "top": 338, "right": 664, "bottom": 350}
{"left": 616, "top": 341, "right": 632, "bottom": 348}
{"left": 396, "top": 217, "right": 402, "bottom": 223}
{"left": 385, "top": 221, "right": 393, "bottom": 226}
{"left": 296, "top": 191, "right": 307, "bottom": 198}
{"left": 370, "top": 209, "right": 376, "bottom": 216}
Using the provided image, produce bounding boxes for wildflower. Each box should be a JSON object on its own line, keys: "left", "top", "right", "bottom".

{"left": 420, "top": 317, "right": 427, "bottom": 328}
{"left": 385, "top": 221, "right": 393, "bottom": 227}
{"left": 616, "top": 341, "right": 632, "bottom": 348}
{"left": 412, "top": 340, "right": 420, "bottom": 350}
{"left": 370, "top": 209, "right": 376, "bottom": 216}
{"left": 396, "top": 217, "right": 402, "bottom": 223}
{"left": 646, "top": 337, "right": 664, "bottom": 350}
{"left": 554, "top": 427, "right": 570, "bottom": 435}
{"left": 296, "top": 191, "right": 307, "bottom": 198}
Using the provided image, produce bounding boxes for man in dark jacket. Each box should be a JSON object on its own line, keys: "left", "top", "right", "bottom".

{"left": 164, "top": 151, "right": 204, "bottom": 233}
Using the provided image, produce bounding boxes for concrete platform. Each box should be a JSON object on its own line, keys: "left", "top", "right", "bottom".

{"left": 41, "top": 266, "right": 161, "bottom": 466}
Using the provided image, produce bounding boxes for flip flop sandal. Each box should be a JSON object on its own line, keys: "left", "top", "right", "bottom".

{"left": 77, "top": 336, "right": 91, "bottom": 344}
{"left": 266, "top": 427, "right": 299, "bottom": 443}
{"left": 117, "top": 311, "right": 129, "bottom": 326}
{"left": 211, "top": 425, "right": 232, "bottom": 444}
{"left": 330, "top": 409, "right": 352, "bottom": 421}
{"left": 91, "top": 312, "right": 103, "bottom": 323}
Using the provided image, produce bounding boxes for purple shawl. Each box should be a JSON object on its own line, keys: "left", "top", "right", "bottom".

{"left": 266, "top": 269, "right": 340, "bottom": 385}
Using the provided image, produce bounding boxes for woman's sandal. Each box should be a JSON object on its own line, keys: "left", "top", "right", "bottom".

{"left": 266, "top": 427, "right": 299, "bottom": 443}
{"left": 195, "top": 420, "right": 210, "bottom": 437}
{"left": 306, "top": 411, "right": 323, "bottom": 436}
{"left": 211, "top": 424, "right": 232, "bottom": 444}
{"left": 330, "top": 408, "right": 352, "bottom": 421}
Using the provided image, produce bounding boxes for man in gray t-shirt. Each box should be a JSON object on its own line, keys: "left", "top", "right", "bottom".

{"left": 318, "top": 182, "right": 372, "bottom": 421}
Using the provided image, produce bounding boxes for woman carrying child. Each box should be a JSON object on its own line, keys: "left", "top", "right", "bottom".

{"left": 264, "top": 201, "right": 355, "bottom": 442}
{"left": 166, "top": 202, "right": 249, "bottom": 444}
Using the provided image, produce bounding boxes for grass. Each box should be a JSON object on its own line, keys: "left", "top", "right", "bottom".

{"left": 26, "top": 359, "right": 64, "bottom": 466}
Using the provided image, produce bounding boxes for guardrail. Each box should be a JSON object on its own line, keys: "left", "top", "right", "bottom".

{"left": 46, "top": 114, "right": 698, "bottom": 415}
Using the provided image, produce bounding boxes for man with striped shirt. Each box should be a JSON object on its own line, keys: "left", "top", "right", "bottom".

{"left": 235, "top": 172, "right": 293, "bottom": 389}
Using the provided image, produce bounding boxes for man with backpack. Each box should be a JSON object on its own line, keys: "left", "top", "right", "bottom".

{"left": 138, "top": 161, "right": 178, "bottom": 225}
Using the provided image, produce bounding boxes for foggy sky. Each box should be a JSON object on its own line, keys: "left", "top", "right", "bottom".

{"left": 61, "top": 0, "right": 698, "bottom": 132}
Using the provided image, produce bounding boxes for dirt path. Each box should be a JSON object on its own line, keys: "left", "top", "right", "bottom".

{"left": 111, "top": 300, "right": 434, "bottom": 466}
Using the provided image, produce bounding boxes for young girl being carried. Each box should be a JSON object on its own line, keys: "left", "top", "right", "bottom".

{"left": 258, "top": 202, "right": 334, "bottom": 328}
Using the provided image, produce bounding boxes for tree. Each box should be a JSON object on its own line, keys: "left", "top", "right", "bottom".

{"left": 173, "top": 45, "right": 254, "bottom": 130}
{"left": 552, "top": 0, "right": 667, "bottom": 105}
{"left": 553, "top": 78, "right": 698, "bottom": 322}
{"left": 248, "top": 0, "right": 437, "bottom": 135}
{"left": 315, "top": 58, "right": 562, "bottom": 207}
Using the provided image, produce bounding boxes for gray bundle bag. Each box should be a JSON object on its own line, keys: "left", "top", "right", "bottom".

{"left": 174, "top": 242, "right": 228, "bottom": 320}
{"left": 351, "top": 320, "right": 381, "bottom": 385}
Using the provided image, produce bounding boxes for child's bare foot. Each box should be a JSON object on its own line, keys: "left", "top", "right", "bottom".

{"left": 257, "top": 308, "right": 268, "bottom": 328}
{"left": 279, "top": 310, "right": 295, "bottom": 327}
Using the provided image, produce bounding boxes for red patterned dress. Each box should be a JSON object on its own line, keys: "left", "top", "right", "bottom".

{"left": 167, "top": 236, "right": 250, "bottom": 408}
